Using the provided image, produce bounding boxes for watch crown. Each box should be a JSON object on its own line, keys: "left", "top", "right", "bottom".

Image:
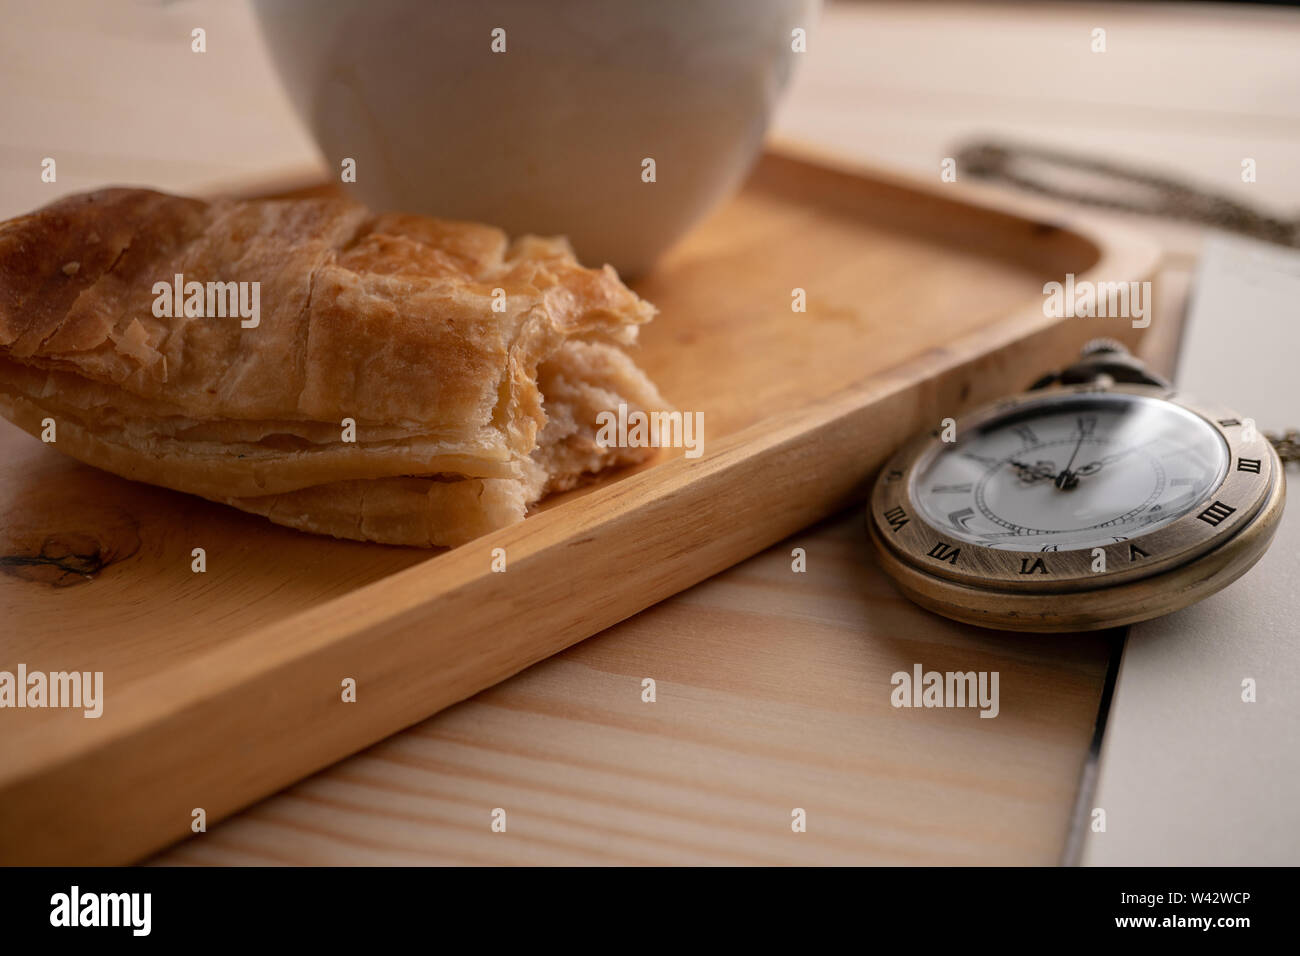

{"left": 1030, "top": 338, "right": 1169, "bottom": 390}
{"left": 1081, "top": 338, "right": 1129, "bottom": 357}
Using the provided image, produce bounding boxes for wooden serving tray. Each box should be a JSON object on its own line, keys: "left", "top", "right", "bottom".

{"left": 0, "top": 148, "right": 1158, "bottom": 864}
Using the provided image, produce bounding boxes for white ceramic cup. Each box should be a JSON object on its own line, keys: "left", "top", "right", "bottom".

{"left": 253, "top": 0, "right": 817, "bottom": 274}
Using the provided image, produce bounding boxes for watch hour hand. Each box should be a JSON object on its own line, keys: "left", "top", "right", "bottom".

{"left": 1010, "top": 459, "right": 1055, "bottom": 483}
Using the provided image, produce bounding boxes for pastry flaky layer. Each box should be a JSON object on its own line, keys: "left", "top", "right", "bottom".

{"left": 0, "top": 188, "right": 667, "bottom": 546}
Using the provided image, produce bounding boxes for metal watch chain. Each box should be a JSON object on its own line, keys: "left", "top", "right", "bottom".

{"left": 956, "top": 140, "right": 1300, "bottom": 247}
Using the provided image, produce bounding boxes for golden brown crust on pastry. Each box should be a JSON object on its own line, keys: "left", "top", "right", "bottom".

{"left": 226, "top": 476, "right": 532, "bottom": 549}
{"left": 0, "top": 188, "right": 666, "bottom": 546}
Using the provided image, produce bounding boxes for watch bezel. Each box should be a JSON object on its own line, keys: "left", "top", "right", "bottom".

{"left": 869, "top": 383, "right": 1282, "bottom": 594}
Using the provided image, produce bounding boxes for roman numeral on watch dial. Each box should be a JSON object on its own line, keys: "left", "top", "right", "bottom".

{"left": 1019, "top": 557, "right": 1049, "bottom": 574}
{"left": 1196, "top": 500, "right": 1236, "bottom": 526}
{"left": 926, "top": 542, "right": 960, "bottom": 565}
{"left": 1236, "top": 457, "right": 1261, "bottom": 474}
{"left": 1012, "top": 424, "right": 1038, "bottom": 445}
{"left": 883, "top": 506, "right": 909, "bottom": 532}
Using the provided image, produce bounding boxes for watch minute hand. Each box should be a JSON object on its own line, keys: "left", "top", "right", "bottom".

{"left": 1055, "top": 433, "right": 1088, "bottom": 489}
{"left": 1075, "top": 444, "right": 1143, "bottom": 477}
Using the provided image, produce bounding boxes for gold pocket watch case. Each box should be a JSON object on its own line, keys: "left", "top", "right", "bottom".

{"left": 868, "top": 380, "right": 1285, "bottom": 633}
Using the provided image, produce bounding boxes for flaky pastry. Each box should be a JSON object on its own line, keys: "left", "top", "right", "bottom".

{"left": 0, "top": 188, "right": 666, "bottom": 546}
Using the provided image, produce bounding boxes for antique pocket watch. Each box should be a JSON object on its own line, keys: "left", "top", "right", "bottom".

{"left": 868, "top": 341, "right": 1288, "bottom": 632}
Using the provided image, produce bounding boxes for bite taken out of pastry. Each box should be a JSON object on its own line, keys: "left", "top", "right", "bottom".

{"left": 0, "top": 188, "right": 668, "bottom": 546}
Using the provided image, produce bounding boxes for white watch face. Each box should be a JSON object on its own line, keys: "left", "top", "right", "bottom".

{"left": 911, "top": 393, "right": 1230, "bottom": 551}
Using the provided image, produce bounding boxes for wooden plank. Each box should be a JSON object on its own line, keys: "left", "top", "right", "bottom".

{"left": 151, "top": 513, "right": 1115, "bottom": 866}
